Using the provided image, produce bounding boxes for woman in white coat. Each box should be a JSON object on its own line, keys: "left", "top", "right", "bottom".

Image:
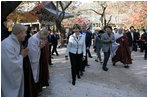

{"left": 65, "top": 24, "right": 86, "bottom": 85}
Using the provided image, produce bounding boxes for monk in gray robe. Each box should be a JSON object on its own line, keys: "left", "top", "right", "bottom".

{"left": 27, "top": 29, "right": 48, "bottom": 86}
{"left": 1, "top": 24, "right": 29, "bottom": 97}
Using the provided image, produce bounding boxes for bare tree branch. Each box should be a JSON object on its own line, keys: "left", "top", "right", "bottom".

{"left": 89, "top": 9, "right": 102, "bottom": 15}
{"left": 57, "top": 1, "right": 72, "bottom": 20}
{"left": 56, "top": 1, "right": 59, "bottom": 20}
{"left": 59, "top": 1, "right": 65, "bottom": 21}
{"left": 107, "top": 15, "right": 112, "bottom": 25}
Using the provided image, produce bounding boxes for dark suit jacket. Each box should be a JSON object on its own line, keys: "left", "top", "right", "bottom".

{"left": 47, "top": 34, "right": 52, "bottom": 43}
{"left": 126, "top": 32, "right": 137, "bottom": 46}
{"left": 51, "top": 34, "right": 59, "bottom": 46}
{"left": 80, "top": 30, "right": 91, "bottom": 48}
{"left": 141, "top": 32, "right": 147, "bottom": 42}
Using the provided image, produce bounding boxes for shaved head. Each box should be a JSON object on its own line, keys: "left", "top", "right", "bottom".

{"left": 39, "top": 28, "right": 48, "bottom": 40}
{"left": 12, "top": 24, "right": 26, "bottom": 35}
{"left": 39, "top": 28, "right": 48, "bottom": 35}
{"left": 118, "top": 27, "right": 124, "bottom": 34}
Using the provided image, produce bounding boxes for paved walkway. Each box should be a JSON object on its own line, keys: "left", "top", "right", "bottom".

{"left": 39, "top": 47, "right": 147, "bottom": 97}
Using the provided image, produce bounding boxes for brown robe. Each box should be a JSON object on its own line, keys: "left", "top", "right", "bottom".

{"left": 23, "top": 56, "right": 37, "bottom": 97}
{"left": 36, "top": 39, "right": 50, "bottom": 93}
{"left": 39, "top": 41, "right": 50, "bottom": 87}
{"left": 23, "top": 42, "right": 37, "bottom": 97}
{"left": 112, "top": 35, "right": 132, "bottom": 64}
{"left": 23, "top": 39, "right": 50, "bottom": 96}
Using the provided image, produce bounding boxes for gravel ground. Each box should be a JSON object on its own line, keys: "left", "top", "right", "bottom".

{"left": 38, "top": 47, "right": 147, "bottom": 97}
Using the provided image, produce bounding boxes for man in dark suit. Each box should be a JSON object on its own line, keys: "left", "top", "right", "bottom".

{"left": 80, "top": 23, "right": 92, "bottom": 76}
{"left": 141, "top": 29, "right": 147, "bottom": 60}
{"left": 126, "top": 26, "right": 137, "bottom": 54}
{"left": 47, "top": 29, "right": 53, "bottom": 65}
{"left": 87, "top": 27, "right": 93, "bottom": 58}
{"left": 51, "top": 31, "right": 59, "bottom": 56}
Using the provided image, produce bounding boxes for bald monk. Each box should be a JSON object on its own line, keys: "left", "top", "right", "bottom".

{"left": 28, "top": 29, "right": 49, "bottom": 92}
{"left": 1, "top": 24, "right": 29, "bottom": 97}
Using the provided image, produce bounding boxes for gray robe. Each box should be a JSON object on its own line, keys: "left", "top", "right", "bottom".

{"left": 28, "top": 32, "right": 41, "bottom": 83}
{"left": 1, "top": 34, "right": 24, "bottom": 97}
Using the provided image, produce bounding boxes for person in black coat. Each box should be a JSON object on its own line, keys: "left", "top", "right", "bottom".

{"left": 51, "top": 31, "right": 60, "bottom": 56}
{"left": 141, "top": 29, "right": 147, "bottom": 60}
{"left": 80, "top": 23, "right": 91, "bottom": 76}
{"left": 1, "top": 17, "right": 10, "bottom": 41}
{"left": 47, "top": 29, "right": 53, "bottom": 65}
{"left": 87, "top": 27, "right": 93, "bottom": 58}
{"left": 126, "top": 26, "right": 137, "bottom": 53}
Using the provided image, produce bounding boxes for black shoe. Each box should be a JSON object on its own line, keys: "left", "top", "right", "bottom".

{"left": 51, "top": 56, "right": 54, "bottom": 59}
{"left": 124, "top": 65, "right": 130, "bottom": 68}
{"left": 82, "top": 69, "right": 85, "bottom": 72}
{"left": 100, "top": 61, "right": 103, "bottom": 64}
{"left": 86, "top": 64, "right": 90, "bottom": 66}
{"left": 95, "top": 59, "right": 99, "bottom": 62}
{"left": 102, "top": 67, "right": 108, "bottom": 71}
{"left": 113, "top": 62, "right": 116, "bottom": 66}
{"left": 89, "top": 56, "right": 93, "bottom": 58}
{"left": 77, "top": 74, "right": 81, "bottom": 79}
{"left": 57, "top": 54, "right": 59, "bottom": 56}
{"left": 72, "top": 80, "right": 75, "bottom": 85}
{"left": 49, "top": 63, "right": 53, "bottom": 65}
{"left": 80, "top": 71, "right": 83, "bottom": 76}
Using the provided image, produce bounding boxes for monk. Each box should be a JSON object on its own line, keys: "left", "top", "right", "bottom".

{"left": 112, "top": 27, "right": 132, "bottom": 68}
{"left": 1, "top": 24, "right": 29, "bottom": 97}
{"left": 27, "top": 28, "right": 49, "bottom": 93}
{"left": 22, "top": 27, "right": 37, "bottom": 97}
{"left": 39, "top": 37, "right": 50, "bottom": 87}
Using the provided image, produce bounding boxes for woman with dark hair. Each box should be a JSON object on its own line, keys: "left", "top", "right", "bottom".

{"left": 65, "top": 24, "right": 86, "bottom": 85}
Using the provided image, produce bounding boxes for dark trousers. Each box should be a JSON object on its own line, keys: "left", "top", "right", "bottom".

{"left": 139, "top": 41, "right": 144, "bottom": 52}
{"left": 144, "top": 43, "right": 147, "bottom": 59}
{"left": 103, "top": 49, "right": 110, "bottom": 68}
{"left": 133, "top": 42, "right": 137, "bottom": 51}
{"left": 82, "top": 49, "right": 88, "bottom": 71}
{"left": 49, "top": 45, "right": 52, "bottom": 64}
{"left": 87, "top": 49, "right": 92, "bottom": 57}
{"left": 69, "top": 52, "right": 83, "bottom": 81}
{"left": 52, "top": 45, "right": 59, "bottom": 55}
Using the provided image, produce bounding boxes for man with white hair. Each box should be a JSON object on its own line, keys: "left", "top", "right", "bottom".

{"left": 1, "top": 24, "right": 29, "bottom": 97}
{"left": 28, "top": 28, "right": 49, "bottom": 84}
{"left": 112, "top": 27, "right": 132, "bottom": 68}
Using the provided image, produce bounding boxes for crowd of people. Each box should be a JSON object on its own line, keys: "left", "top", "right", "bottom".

{"left": 1, "top": 17, "right": 59, "bottom": 97}
{"left": 1, "top": 16, "right": 147, "bottom": 96}
{"left": 65, "top": 23, "right": 147, "bottom": 85}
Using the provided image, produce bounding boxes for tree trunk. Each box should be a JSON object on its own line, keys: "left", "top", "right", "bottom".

{"left": 56, "top": 20, "right": 66, "bottom": 47}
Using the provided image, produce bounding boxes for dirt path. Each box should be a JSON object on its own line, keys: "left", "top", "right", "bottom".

{"left": 39, "top": 47, "right": 147, "bottom": 97}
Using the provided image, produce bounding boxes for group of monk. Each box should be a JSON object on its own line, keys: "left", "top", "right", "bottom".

{"left": 1, "top": 23, "right": 51, "bottom": 97}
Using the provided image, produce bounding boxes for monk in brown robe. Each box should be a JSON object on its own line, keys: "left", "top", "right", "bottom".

{"left": 112, "top": 27, "right": 132, "bottom": 68}
{"left": 23, "top": 55, "right": 37, "bottom": 97}
{"left": 39, "top": 38, "right": 50, "bottom": 88}
{"left": 22, "top": 42, "right": 37, "bottom": 97}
